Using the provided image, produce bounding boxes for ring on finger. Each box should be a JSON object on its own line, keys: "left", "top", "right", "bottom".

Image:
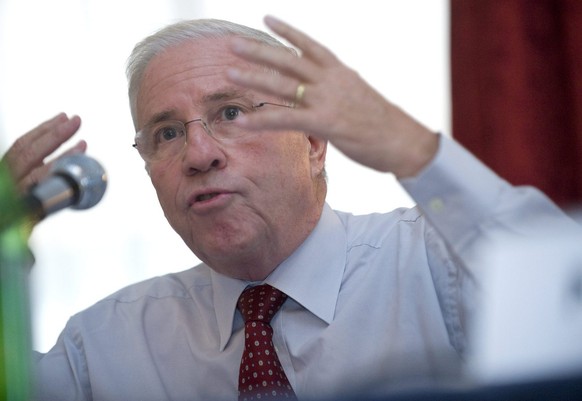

{"left": 294, "top": 83, "right": 306, "bottom": 106}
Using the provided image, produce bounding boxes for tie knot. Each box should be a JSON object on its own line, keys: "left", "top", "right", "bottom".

{"left": 237, "top": 284, "right": 288, "bottom": 324}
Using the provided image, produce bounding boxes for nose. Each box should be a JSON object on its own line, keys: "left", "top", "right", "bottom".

{"left": 181, "top": 120, "right": 226, "bottom": 175}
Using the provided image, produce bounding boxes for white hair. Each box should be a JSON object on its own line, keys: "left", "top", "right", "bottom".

{"left": 126, "top": 19, "right": 296, "bottom": 129}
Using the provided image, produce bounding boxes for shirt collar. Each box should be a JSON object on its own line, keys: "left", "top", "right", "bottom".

{"left": 212, "top": 204, "right": 347, "bottom": 351}
{"left": 211, "top": 269, "right": 248, "bottom": 351}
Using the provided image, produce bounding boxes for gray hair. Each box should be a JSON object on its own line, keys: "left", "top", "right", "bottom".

{"left": 126, "top": 19, "right": 295, "bottom": 129}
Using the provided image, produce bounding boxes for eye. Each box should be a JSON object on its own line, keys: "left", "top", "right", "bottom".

{"left": 220, "top": 105, "right": 243, "bottom": 121}
{"left": 209, "top": 101, "right": 254, "bottom": 137}
{"left": 154, "top": 123, "right": 184, "bottom": 144}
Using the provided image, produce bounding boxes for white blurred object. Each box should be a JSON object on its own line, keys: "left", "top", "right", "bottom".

{"left": 468, "top": 229, "right": 582, "bottom": 383}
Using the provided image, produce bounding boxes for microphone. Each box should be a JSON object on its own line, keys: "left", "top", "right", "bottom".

{"left": 23, "top": 154, "right": 107, "bottom": 222}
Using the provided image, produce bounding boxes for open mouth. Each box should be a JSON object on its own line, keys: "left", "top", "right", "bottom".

{"left": 196, "top": 192, "right": 220, "bottom": 202}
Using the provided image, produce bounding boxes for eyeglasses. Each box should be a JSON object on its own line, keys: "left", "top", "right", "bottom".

{"left": 133, "top": 100, "right": 292, "bottom": 162}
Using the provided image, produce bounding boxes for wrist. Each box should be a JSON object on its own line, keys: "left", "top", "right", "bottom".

{"left": 392, "top": 126, "right": 439, "bottom": 179}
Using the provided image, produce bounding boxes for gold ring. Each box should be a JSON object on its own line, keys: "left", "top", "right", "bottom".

{"left": 294, "top": 83, "right": 306, "bottom": 105}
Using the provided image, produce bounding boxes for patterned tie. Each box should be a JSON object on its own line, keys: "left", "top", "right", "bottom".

{"left": 237, "top": 284, "right": 297, "bottom": 400}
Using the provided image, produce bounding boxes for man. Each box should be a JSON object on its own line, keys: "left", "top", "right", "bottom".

{"left": 3, "top": 16, "right": 578, "bottom": 401}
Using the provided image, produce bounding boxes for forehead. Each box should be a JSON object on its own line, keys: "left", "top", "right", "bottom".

{"left": 136, "top": 37, "right": 256, "bottom": 127}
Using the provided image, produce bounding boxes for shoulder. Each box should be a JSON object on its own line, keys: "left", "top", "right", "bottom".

{"left": 47, "top": 264, "right": 215, "bottom": 372}
{"left": 333, "top": 206, "right": 429, "bottom": 249}
{"left": 99, "top": 264, "right": 210, "bottom": 304}
{"left": 66, "top": 263, "right": 212, "bottom": 327}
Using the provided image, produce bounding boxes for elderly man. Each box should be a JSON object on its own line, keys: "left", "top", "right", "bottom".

{"left": 3, "top": 16, "right": 578, "bottom": 401}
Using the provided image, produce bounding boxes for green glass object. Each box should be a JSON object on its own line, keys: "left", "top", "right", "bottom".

{"left": 0, "top": 162, "right": 33, "bottom": 401}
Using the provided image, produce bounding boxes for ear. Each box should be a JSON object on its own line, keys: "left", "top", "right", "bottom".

{"left": 307, "top": 135, "right": 327, "bottom": 178}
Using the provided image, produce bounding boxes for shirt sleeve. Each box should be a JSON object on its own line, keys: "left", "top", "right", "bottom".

{"left": 33, "top": 319, "right": 92, "bottom": 401}
{"left": 398, "top": 134, "right": 581, "bottom": 352}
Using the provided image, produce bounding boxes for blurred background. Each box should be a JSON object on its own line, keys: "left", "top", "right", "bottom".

{"left": 0, "top": 0, "right": 450, "bottom": 352}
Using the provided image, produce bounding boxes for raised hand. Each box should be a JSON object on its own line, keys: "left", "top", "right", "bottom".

{"left": 226, "top": 15, "right": 438, "bottom": 178}
{"left": 1, "top": 113, "right": 86, "bottom": 193}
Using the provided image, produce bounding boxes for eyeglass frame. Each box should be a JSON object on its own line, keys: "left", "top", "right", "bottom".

{"left": 132, "top": 101, "right": 292, "bottom": 162}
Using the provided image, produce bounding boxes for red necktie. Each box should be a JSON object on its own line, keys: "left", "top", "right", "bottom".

{"left": 237, "top": 284, "right": 297, "bottom": 400}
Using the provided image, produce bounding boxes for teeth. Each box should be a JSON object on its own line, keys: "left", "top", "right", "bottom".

{"left": 197, "top": 193, "right": 217, "bottom": 202}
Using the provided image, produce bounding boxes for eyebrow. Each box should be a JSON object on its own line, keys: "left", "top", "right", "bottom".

{"left": 202, "top": 89, "right": 247, "bottom": 104}
{"left": 144, "top": 88, "right": 250, "bottom": 127}
{"left": 147, "top": 110, "right": 176, "bottom": 126}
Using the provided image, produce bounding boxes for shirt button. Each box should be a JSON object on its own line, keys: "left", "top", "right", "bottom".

{"left": 429, "top": 197, "right": 445, "bottom": 213}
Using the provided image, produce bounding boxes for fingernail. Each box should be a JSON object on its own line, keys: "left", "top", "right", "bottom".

{"left": 226, "top": 68, "right": 241, "bottom": 80}
{"left": 66, "top": 115, "right": 82, "bottom": 127}
{"left": 53, "top": 112, "right": 67, "bottom": 121}
{"left": 70, "top": 140, "right": 87, "bottom": 153}
{"left": 76, "top": 140, "right": 88, "bottom": 152}
{"left": 230, "top": 37, "right": 247, "bottom": 54}
{"left": 264, "top": 15, "right": 278, "bottom": 25}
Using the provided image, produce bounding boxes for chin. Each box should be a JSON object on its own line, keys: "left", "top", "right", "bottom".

{"left": 185, "top": 221, "right": 266, "bottom": 262}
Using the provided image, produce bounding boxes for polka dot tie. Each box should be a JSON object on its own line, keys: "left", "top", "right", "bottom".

{"left": 237, "top": 284, "right": 297, "bottom": 400}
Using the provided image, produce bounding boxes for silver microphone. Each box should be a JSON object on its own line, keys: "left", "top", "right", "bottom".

{"left": 24, "top": 154, "right": 107, "bottom": 221}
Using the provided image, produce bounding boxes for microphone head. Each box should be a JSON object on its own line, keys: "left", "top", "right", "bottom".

{"left": 51, "top": 154, "right": 107, "bottom": 210}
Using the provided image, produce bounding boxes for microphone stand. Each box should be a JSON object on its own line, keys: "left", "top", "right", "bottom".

{"left": 0, "top": 163, "right": 34, "bottom": 401}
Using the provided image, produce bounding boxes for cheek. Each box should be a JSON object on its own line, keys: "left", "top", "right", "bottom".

{"left": 254, "top": 137, "right": 314, "bottom": 199}
{"left": 148, "top": 163, "right": 180, "bottom": 214}
{"left": 278, "top": 137, "right": 313, "bottom": 181}
{"left": 239, "top": 135, "right": 309, "bottom": 184}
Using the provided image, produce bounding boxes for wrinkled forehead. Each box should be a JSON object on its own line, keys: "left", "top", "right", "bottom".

{"left": 135, "top": 37, "right": 258, "bottom": 127}
{"left": 139, "top": 37, "right": 244, "bottom": 95}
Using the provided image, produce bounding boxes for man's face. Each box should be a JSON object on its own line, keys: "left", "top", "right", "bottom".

{"left": 135, "top": 37, "right": 326, "bottom": 280}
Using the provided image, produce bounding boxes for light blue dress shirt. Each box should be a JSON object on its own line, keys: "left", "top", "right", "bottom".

{"left": 34, "top": 136, "right": 577, "bottom": 400}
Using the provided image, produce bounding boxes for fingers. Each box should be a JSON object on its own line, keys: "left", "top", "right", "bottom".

{"left": 230, "top": 37, "right": 316, "bottom": 86}
{"left": 18, "top": 139, "right": 87, "bottom": 192}
{"left": 1, "top": 113, "right": 84, "bottom": 192}
{"left": 227, "top": 67, "right": 302, "bottom": 107}
{"left": 227, "top": 16, "right": 438, "bottom": 176}
{"left": 254, "top": 96, "right": 315, "bottom": 126}
{"left": 227, "top": 17, "right": 340, "bottom": 106}
{"left": 263, "top": 15, "right": 338, "bottom": 68}
{"left": 227, "top": 17, "right": 346, "bottom": 133}
{"left": 5, "top": 113, "right": 82, "bottom": 179}
{"left": 228, "top": 16, "right": 339, "bottom": 92}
